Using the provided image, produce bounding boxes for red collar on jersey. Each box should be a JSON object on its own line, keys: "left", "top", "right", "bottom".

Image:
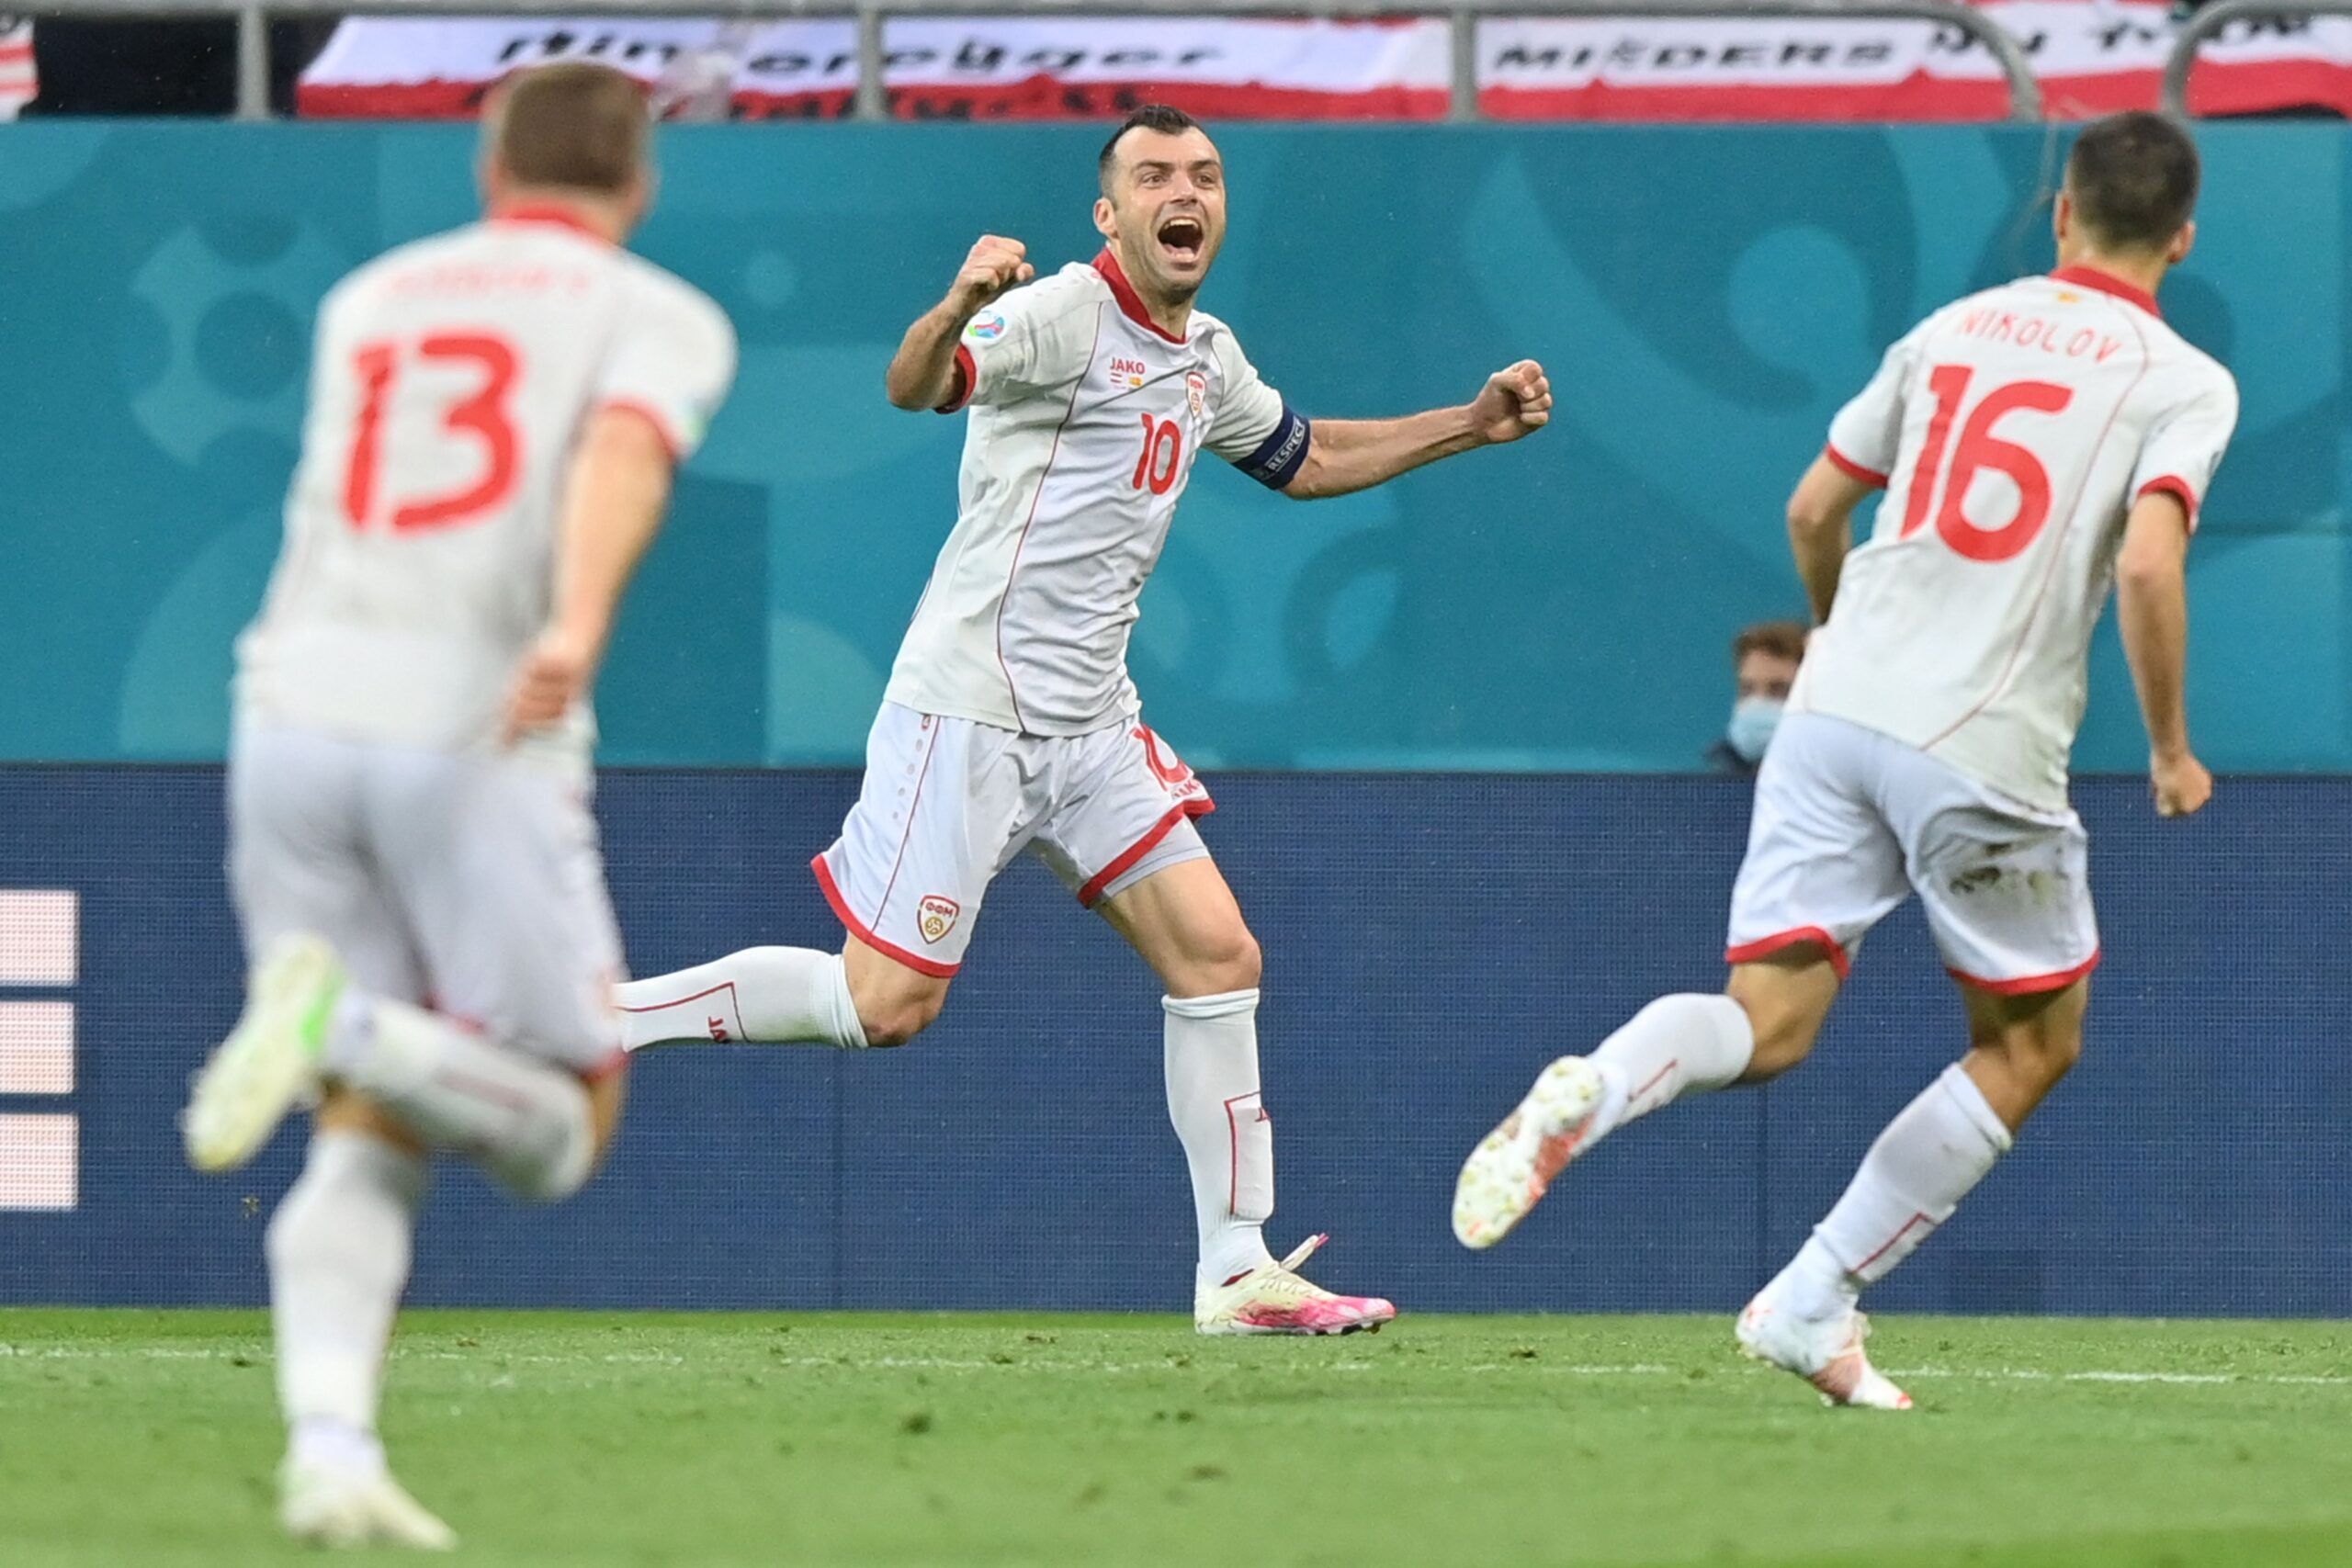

{"left": 490, "top": 202, "right": 613, "bottom": 244}
{"left": 1091, "top": 248, "right": 1189, "bottom": 345}
{"left": 2048, "top": 265, "right": 2162, "bottom": 319}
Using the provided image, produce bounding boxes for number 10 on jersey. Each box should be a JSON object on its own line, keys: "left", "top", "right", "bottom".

{"left": 1133, "top": 413, "right": 1184, "bottom": 496}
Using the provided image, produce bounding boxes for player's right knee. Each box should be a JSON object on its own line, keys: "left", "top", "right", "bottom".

{"left": 856, "top": 991, "right": 944, "bottom": 1049}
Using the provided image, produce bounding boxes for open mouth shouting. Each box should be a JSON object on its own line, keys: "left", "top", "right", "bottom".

{"left": 1155, "top": 211, "right": 1208, "bottom": 269}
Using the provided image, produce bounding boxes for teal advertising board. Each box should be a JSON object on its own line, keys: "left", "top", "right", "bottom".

{"left": 0, "top": 123, "right": 2338, "bottom": 769}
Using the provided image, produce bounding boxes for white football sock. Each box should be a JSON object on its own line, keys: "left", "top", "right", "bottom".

{"left": 614, "top": 947, "right": 867, "bottom": 1051}
{"left": 266, "top": 1129, "right": 424, "bottom": 1448}
{"left": 1163, "top": 989, "right": 1277, "bottom": 1292}
{"left": 1781, "top": 1064, "right": 2014, "bottom": 1319}
{"left": 1584, "top": 993, "right": 1756, "bottom": 1142}
{"left": 325, "top": 993, "right": 596, "bottom": 1202}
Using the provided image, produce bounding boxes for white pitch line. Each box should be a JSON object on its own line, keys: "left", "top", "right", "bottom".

{"left": 3, "top": 1344, "right": 2347, "bottom": 1387}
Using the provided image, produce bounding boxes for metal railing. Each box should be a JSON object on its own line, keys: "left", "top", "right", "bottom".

{"left": 31, "top": 0, "right": 2044, "bottom": 123}
{"left": 2163, "top": 0, "right": 2347, "bottom": 116}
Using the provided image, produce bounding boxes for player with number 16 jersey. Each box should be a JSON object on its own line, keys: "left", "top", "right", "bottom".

{"left": 1455, "top": 112, "right": 2234, "bottom": 1412}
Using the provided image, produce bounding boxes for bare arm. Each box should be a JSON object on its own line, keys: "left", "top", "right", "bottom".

{"left": 2115, "top": 493, "right": 2211, "bottom": 817}
{"left": 502, "top": 407, "right": 676, "bottom": 741}
{"left": 884, "top": 235, "right": 1035, "bottom": 412}
{"left": 1284, "top": 361, "right": 1551, "bottom": 500}
{"left": 1784, "top": 455, "right": 1878, "bottom": 623}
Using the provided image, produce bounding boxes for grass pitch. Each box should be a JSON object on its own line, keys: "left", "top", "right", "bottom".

{"left": 3, "top": 1311, "right": 2348, "bottom": 1567}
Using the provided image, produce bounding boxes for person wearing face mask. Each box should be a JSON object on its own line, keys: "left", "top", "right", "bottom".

{"left": 1707, "top": 620, "right": 1808, "bottom": 775}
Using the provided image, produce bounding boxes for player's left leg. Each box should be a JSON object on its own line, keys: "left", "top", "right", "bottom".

{"left": 1093, "top": 856, "right": 1396, "bottom": 1336}
{"left": 1738, "top": 978, "right": 2083, "bottom": 1411}
{"left": 1031, "top": 719, "right": 1391, "bottom": 1335}
{"left": 1738, "top": 743, "right": 2099, "bottom": 1410}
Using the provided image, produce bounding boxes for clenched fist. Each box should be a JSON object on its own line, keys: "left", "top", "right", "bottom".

{"left": 2151, "top": 748, "right": 2212, "bottom": 818}
{"left": 948, "top": 234, "right": 1036, "bottom": 318}
{"left": 503, "top": 625, "right": 600, "bottom": 744}
{"left": 1470, "top": 360, "right": 1553, "bottom": 445}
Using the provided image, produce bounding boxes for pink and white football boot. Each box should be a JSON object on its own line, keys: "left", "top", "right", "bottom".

{"left": 1193, "top": 1235, "right": 1396, "bottom": 1337}
{"left": 1452, "top": 1055, "right": 1607, "bottom": 1249}
{"left": 1736, "top": 1280, "right": 1913, "bottom": 1411}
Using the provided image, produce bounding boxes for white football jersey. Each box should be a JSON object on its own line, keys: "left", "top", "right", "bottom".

{"left": 1793, "top": 266, "right": 2238, "bottom": 810}
{"left": 884, "top": 251, "right": 1305, "bottom": 736}
{"left": 236, "top": 207, "right": 738, "bottom": 762}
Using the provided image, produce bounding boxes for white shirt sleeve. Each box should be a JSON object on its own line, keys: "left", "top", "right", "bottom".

{"left": 1825, "top": 317, "right": 1932, "bottom": 487}
{"left": 1204, "top": 326, "right": 1310, "bottom": 489}
{"left": 594, "top": 274, "right": 738, "bottom": 460}
{"left": 2128, "top": 366, "right": 2239, "bottom": 532}
{"left": 945, "top": 287, "right": 1097, "bottom": 412}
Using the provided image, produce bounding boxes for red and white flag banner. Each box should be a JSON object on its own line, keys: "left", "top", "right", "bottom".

{"left": 296, "top": 8, "right": 2352, "bottom": 123}
{"left": 0, "top": 17, "right": 35, "bottom": 121}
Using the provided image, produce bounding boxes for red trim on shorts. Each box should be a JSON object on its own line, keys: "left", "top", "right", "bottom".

{"left": 1725, "top": 926, "right": 1852, "bottom": 982}
{"left": 812, "top": 853, "right": 961, "bottom": 979}
{"left": 1823, "top": 444, "right": 1888, "bottom": 489}
{"left": 1076, "top": 797, "right": 1217, "bottom": 909}
{"left": 2135, "top": 475, "right": 2199, "bottom": 532}
{"left": 594, "top": 398, "right": 684, "bottom": 462}
{"left": 936, "top": 344, "right": 977, "bottom": 413}
{"left": 1946, "top": 950, "right": 2099, "bottom": 997}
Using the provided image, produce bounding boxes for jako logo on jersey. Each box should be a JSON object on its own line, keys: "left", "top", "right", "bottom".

{"left": 1186, "top": 371, "right": 1207, "bottom": 418}
{"left": 967, "top": 312, "right": 1007, "bottom": 344}
{"left": 918, "top": 895, "right": 962, "bottom": 945}
{"left": 1109, "top": 355, "right": 1148, "bottom": 388}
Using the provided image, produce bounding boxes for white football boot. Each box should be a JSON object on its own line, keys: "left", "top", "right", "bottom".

{"left": 1736, "top": 1280, "right": 1913, "bottom": 1411}
{"left": 1194, "top": 1235, "right": 1396, "bottom": 1336}
{"left": 280, "top": 1458, "right": 458, "bottom": 1551}
{"left": 1453, "top": 1055, "right": 1607, "bottom": 1249}
{"left": 183, "top": 932, "right": 345, "bottom": 1173}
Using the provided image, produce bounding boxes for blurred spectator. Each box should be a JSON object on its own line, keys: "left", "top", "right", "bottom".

{"left": 1706, "top": 620, "right": 1807, "bottom": 776}
{"left": 1, "top": 17, "right": 32, "bottom": 118}
{"left": 25, "top": 18, "right": 330, "bottom": 115}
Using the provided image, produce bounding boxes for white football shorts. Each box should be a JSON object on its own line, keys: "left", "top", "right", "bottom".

{"left": 813, "top": 703, "right": 1215, "bottom": 976}
{"left": 228, "top": 724, "right": 628, "bottom": 1077}
{"left": 1725, "top": 712, "right": 2099, "bottom": 993}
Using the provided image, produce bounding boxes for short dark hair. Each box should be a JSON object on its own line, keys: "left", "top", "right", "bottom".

{"left": 486, "top": 62, "right": 649, "bottom": 197}
{"left": 2065, "top": 112, "right": 2200, "bottom": 254}
{"left": 1732, "top": 621, "right": 1808, "bottom": 667}
{"left": 1098, "top": 104, "right": 1206, "bottom": 193}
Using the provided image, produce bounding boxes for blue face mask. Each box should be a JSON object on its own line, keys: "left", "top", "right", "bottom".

{"left": 1726, "top": 696, "right": 1783, "bottom": 763}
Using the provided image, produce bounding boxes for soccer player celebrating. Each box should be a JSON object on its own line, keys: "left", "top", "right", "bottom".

{"left": 618, "top": 105, "right": 1551, "bottom": 1334}
{"left": 1454, "top": 112, "right": 2234, "bottom": 1406}
{"left": 182, "top": 64, "right": 736, "bottom": 1544}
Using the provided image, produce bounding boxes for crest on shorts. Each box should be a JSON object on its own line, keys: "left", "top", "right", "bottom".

{"left": 1186, "top": 371, "right": 1207, "bottom": 418}
{"left": 918, "top": 895, "right": 961, "bottom": 945}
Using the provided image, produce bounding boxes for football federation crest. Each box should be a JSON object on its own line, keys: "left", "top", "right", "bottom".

{"left": 1186, "top": 371, "right": 1207, "bottom": 418}
{"left": 918, "top": 895, "right": 961, "bottom": 945}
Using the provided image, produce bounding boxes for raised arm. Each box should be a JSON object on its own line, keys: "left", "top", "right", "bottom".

{"left": 1283, "top": 361, "right": 1551, "bottom": 500}
{"left": 885, "top": 235, "right": 1035, "bottom": 412}
{"left": 2114, "top": 493, "right": 2211, "bottom": 818}
{"left": 503, "top": 408, "right": 675, "bottom": 741}
{"left": 1784, "top": 455, "right": 1879, "bottom": 623}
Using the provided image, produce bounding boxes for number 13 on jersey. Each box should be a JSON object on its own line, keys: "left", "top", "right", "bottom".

{"left": 345, "top": 333, "right": 524, "bottom": 533}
